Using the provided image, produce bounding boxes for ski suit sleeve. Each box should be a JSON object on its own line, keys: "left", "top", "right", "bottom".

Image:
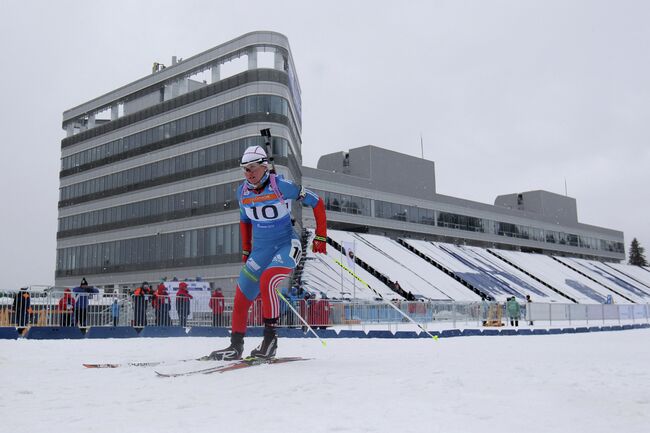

{"left": 311, "top": 197, "right": 327, "bottom": 253}
{"left": 238, "top": 183, "right": 252, "bottom": 262}
{"left": 240, "top": 221, "right": 252, "bottom": 262}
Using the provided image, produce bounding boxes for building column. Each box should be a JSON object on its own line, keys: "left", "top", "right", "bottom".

{"left": 211, "top": 63, "right": 221, "bottom": 82}
{"left": 248, "top": 49, "right": 258, "bottom": 70}
{"left": 274, "top": 49, "right": 284, "bottom": 70}
{"left": 88, "top": 113, "right": 96, "bottom": 129}
{"left": 111, "top": 103, "right": 119, "bottom": 120}
{"left": 178, "top": 78, "right": 188, "bottom": 95}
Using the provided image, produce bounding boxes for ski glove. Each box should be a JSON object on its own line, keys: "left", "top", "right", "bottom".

{"left": 312, "top": 235, "right": 327, "bottom": 254}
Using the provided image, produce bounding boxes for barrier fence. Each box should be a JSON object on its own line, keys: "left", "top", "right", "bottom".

{"left": 2, "top": 289, "right": 649, "bottom": 331}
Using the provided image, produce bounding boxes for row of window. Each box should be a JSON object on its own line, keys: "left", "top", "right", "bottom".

{"left": 373, "top": 200, "right": 624, "bottom": 253}
{"left": 56, "top": 187, "right": 623, "bottom": 270}
{"left": 58, "top": 181, "right": 241, "bottom": 234}
{"left": 56, "top": 224, "right": 240, "bottom": 274}
{"left": 61, "top": 95, "right": 290, "bottom": 172}
{"left": 312, "top": 189, "right": 371, "bottom": 216}
{"left": 59, "top": 136, "right": 290, "bottom": 202}
{"left": 62, "top": 69, "right": 295, "bottom": 148}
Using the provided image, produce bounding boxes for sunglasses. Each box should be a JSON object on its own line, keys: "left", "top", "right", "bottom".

{"left": 241, "top": 163, "right": 264, "bottom": 173}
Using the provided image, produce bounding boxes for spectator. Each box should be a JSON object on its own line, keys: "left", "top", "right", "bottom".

{"left": 286, "top": 287, "right": 300, "bottom": 327}
{"left": 175, "top": 282, "right": 193, "bottom": 327}
{"left": 480, "top": 296, "right": 489, "bottom": 326}
{"left": 314, "top": 294, "right": 330, "bottom": 329}
{"left": 152, "top": 283, "right": 171, "bottom": 326}
{"left": 301, "top": 292, "right": 314, "bottom": 331}
{"left": 57, "top": 288, "right": 75, "bottom": 327}
{"left": 12, "top": 287, "right": 31, "bottom": 330}
{"left": 525, "top": 295, "right": 533, "bottom": 326}
{"left": 132, "top": 282, "right": 151, "bottom": 327}
{"left": 111, "top": 299, "right": 120, "bottom": 326}
{"left": 209, "top": 288, "right": 225, "bottom": 327}
{"left": 73, "top": 278, "right": 99, "bottom": 327}
{"left": 506, "top": 296, "right": 521, "bottom": 327}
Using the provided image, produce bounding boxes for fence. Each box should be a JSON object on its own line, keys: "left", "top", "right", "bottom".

{"left": 1, "top": 290, "right": 649, "bottom": 330}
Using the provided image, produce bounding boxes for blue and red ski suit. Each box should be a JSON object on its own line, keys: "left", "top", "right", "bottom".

{"left": 231, "top": 173, "right": 326, "bottom": 334}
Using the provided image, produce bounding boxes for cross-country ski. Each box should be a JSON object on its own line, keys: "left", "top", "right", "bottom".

{"left": 155, "top": 356, "right": 309, "bottom": 377}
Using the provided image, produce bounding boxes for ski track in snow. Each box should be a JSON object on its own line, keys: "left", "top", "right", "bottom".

{"left": 1, "top": 330, "right": 650, "bottom": 433}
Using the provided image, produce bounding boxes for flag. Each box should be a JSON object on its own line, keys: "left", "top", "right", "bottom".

{"left": 342, "top": 241, "right": 356, "bottom": 268}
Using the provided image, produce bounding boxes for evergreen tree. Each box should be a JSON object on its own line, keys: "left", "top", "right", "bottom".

{"left": 628, "top": 238, "right": 648, "bottom": 266}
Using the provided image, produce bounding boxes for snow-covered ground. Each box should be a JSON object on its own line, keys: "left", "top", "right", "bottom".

{"left": 2, "top": 330, "right": 650, "bottom": 433}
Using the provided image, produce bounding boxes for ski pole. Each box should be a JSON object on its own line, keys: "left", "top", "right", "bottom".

{"left": 333, "top": 258, "right": 439, "bottom": 340}
{"left": 276, "top": 288, "right": 327, "bottom": 347}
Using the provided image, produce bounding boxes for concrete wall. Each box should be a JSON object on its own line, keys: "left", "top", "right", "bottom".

{"left": 495, "top": 190, "right": 578, "bottom": 226}
{"left": 317, "top": 145, "right": 436, "bottom": 200}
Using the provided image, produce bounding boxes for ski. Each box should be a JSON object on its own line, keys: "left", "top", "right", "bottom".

{"left": 155, "top": 356, "right": 310, "bottom": 378}
{"left": 83, "top": 357, "right": 200, "bottom": 369}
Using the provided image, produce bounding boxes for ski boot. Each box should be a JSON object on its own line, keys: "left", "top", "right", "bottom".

{"left": 206, "top": 332, "right": 244, "bottom": 360}
{"left": 250, "top": 319, "right": 278, "bottom": 359}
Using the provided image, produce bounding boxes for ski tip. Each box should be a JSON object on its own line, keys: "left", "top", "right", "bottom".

{"left": 83, "top": 363, "right": 119, "bottom": 368}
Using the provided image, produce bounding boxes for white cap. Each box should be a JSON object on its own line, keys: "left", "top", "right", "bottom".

{"left": 240, "top": 145, "right": 268, "bottom": 166}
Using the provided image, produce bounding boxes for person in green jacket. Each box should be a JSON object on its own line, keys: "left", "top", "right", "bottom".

{"left": 506, "top": 297, "right": 521, "bottom": 327}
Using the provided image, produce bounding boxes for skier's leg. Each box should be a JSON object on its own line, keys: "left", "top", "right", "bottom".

{"left": 251, "top": 239, "right": 300, "bottom": 358}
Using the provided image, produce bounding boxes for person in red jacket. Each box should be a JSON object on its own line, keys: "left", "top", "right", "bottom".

{"left": 209, "top": 287, "right": 225, "bottom": 327}
{"left": 175, "top": 282, "right": 193, "bottom": 327}
{"left": 152, "top": 283, "right": 172, "bottom": 326}
{"left": 58, "top": 288, "right": 75, "bottom": 327}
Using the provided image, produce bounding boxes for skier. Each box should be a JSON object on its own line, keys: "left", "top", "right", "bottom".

{"left": 208, "top": 144, "right": 327, "bottom": 360}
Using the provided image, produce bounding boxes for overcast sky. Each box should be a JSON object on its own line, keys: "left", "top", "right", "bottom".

{"left": 1, "top": 0, "right": 648, "bottom": 288}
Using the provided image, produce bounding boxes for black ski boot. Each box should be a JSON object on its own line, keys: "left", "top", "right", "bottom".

{"left": 206, "top": 332, "right": 244, "bottom": 360}
{"left": 250, "top": 319, "right": 278, "bottom": 359}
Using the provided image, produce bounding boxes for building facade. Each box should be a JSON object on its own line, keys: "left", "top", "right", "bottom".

{"left": 56, "top": 31, "right": 303, "bottom": 291}
{"left": 302, "top": 146, "right": 624, "bottom": 262}
{"left": 55, "top": 32, "right": 624, "bottom": 292}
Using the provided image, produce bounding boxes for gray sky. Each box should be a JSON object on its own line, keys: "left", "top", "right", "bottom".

{"left": 1, "top": 0, "right": 648, "bottom": 289}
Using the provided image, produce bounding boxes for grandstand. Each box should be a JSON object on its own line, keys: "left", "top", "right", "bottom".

{"left": 299, "top": 230, "right": 650, "bottom": 305}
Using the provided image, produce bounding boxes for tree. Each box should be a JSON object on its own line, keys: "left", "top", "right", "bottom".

{"left": 628, "top": 238, "right": 648, "bottom": 267}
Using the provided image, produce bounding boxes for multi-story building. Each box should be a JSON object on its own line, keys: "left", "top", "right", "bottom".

{"left": 55, "top": 32, "right": 624, "bottom": 293}
{"left": 56, "top": 31, "right": 303, "bottom": 291}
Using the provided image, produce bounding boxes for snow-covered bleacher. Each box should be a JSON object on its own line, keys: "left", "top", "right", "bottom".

{"left": 331, "top": 230, "right": 479, "bottom": 301}
{"left": 301, "top": 239, "right": 399, "bottom": 301}
{"left": 490, "top": 249, "right": 628, "bottom": 304}
{"left": 554, "top": 257, "right": 650, "bottom": 303}
{"left": 604, "top": 263, "right": 650, "bottom": 290}
{"left": 299, "top": 230, "right": 647, "bottom": 305}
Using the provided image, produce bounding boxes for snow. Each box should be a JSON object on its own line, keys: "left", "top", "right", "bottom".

{"left": 2, "top": 330, "right": 650, "bottom": 433}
